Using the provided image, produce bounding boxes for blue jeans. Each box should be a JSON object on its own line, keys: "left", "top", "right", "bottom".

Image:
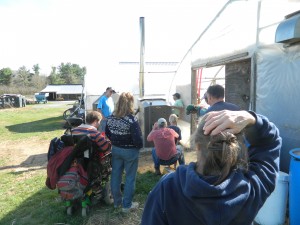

{"left": 152, "top": 145, "right": 185, "bottom": 170}
{"left": 99, "top": 119, "right": 107, "bottom": 133}
{"left": 110, "top": 145, "right": 139, "bottom": 208}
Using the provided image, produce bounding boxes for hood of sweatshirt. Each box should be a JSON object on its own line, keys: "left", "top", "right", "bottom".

{"left": 155, "top": 163, "right": 256, "bottom": 225}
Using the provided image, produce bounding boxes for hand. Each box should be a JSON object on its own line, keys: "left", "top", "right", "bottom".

{"left": 203, "top": 110, "right": 256, "bottom": 135}
{"left": 152, "top": 122, "right": 159, "bottom": 130}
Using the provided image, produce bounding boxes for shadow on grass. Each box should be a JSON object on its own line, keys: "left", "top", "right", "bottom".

{"left": 0, "top": 185, "right": 88, "bottom": 225}
{"left": 0, "top": 171, "right": 161, "bottom": 225}
{"left": 0, "top": 153, "right": 47, "bottom": 172}
{"left": 5, "top": 115, "right": 65, "bottom": 133}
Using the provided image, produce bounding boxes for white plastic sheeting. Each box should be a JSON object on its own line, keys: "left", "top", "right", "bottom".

{"left": 190, "top": 0, "right": 300, "bottom": 66}
{"left": 192, "top": 0, "right": 258, "bottom": 65}
{"left": 174, "top": 0, "right": 300, "bottom": 172}
{"left": 256, "top": 45, "right": 300, "bottom": 172}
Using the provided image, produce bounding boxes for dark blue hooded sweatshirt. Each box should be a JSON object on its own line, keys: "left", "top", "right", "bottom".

{"left": 141, "top": 113, "right": 281, "bottom": 225}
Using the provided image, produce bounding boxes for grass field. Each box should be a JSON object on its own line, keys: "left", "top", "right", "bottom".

{"left": 0, "top": 102, "right": 160, "bottom": 225}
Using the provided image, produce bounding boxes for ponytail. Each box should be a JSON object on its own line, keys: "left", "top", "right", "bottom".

{"left": 192, "top": 115, "right": 248, "bottom": 185}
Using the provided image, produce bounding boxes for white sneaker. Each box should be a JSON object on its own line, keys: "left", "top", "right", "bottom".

{"left": 122, "top": 202, "right": 139, "bottom": 213}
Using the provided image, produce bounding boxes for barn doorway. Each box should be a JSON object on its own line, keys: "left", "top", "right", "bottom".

{"left": 191, "top": 58, "right": 252, "bottom": 133}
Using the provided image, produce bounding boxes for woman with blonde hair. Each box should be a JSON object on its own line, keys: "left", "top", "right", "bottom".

{"left": 105, "top": 92, "right": 143, "bottom": 213}
{"left": 142, "top": 110, "right": 281, "bottom": 225}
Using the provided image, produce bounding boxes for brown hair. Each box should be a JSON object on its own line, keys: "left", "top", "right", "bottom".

{"left": 85, "top": 111, "right": 102, "bottom": 124}
{"left": 192, "top": 114, "right": 248, "bottom": 185}
{"left": 207, "top": 84, "right": 224, "bottom": 99}
{"left": 113, "top": 92, "right": 135, "bottom": 118}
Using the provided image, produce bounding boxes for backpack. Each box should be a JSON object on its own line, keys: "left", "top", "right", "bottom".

{"left": 57, "top": 162, "right": 88, "bottom": 200}
{"left": 45, "top": 135, "right": 93, "bottom": 190}
{"left": 47, "top": 137, "right": 65, "bottom": 161}
{"left": 45, "top": 146, "right": 75, "bottom": 190}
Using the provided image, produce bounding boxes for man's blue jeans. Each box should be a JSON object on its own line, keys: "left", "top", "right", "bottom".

{"left": 151, "top": 145, "right": 185, "bottom": 170}
{"left": 110, "top": 145, "right": 139, "bottom": 208}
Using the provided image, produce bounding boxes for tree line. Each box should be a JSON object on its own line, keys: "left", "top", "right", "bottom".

{"left": 0, "top": 63, "right": 86, "bottom": 96}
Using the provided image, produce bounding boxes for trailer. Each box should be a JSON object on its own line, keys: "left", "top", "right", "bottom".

{"left": 35, "top": 93, "right": 48, "bottom": 104}
{"left": 0, "top": 94, "right": 26, "bottom": 108}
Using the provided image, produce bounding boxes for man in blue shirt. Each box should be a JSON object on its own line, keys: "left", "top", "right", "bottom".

{"left": 97, "top": 87, "right": 115, "bottom": 132}
{"left": 186, "top": 84, "right": 240, "bottom": 118}
{"left": 205, "top": 84, "right": 240, "bottom": 113}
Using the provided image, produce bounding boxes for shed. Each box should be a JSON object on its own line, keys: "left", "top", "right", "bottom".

{"left": 40, "top": 84, "right": 84, "bottom": 101}
{"left": 172, "top": 0, "right": 300, "bottom": 173}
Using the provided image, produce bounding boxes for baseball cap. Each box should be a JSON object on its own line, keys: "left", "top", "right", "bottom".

{"left": 106, "top": 87, "right": 116, "bottom": 94}
{"left": 186, "top": 104, "right": 198, "bottom": 115}
{"left": 157, "top": 118, "right": 167, "bottom": 126}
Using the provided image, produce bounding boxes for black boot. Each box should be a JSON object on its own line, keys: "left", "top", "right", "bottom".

{"left": 154, "top": 167, "right": 161, "bottom": 175}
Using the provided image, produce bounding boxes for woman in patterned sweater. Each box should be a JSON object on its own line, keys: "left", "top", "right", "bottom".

{"left": 106, "top": 92, "right": 143, "bottom": 213}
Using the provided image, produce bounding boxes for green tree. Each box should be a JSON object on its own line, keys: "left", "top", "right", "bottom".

{"left": 57, "top": 62, "right": 86, "bottom": 84}
{"left": 51, "top": 66, "right": 56, "bottom": 75}
{"left": 0, "top": 67, "right": 13, "bottom": 85}
{"left": 48, "top": 66, "right": 64, "bottom": 84}
{"left": 13, "top": 66, "right": 30, "bottom": 86}
{"left": 31, "top": 74, "right": 47, "bottom": 89}
{"left": 32, "top": 64, "right": 40, "bottom": 76}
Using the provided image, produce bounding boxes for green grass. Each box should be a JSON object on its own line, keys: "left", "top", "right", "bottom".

{"left": 0, "top": 105, "right": 68, "bottom": 142}
{"left": 0, "top": 103, "right": 160, "bottom": 225}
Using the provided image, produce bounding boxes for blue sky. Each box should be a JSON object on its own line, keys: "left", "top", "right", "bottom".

{"left": 0, "top": 0, "right": 225, "bottom": 75}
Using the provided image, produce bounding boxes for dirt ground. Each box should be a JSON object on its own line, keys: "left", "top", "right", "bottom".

{"left": 0, "top": 101, "right": 197, "bottom": 174}
{"left": 0, "top": 138, "right": 197, "bottom": 174}
{"left": 1, "top": 137, "right": 289, "bottom": 225}
{"left": 0, "top": 139, "right": 50, "bottom": 172}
